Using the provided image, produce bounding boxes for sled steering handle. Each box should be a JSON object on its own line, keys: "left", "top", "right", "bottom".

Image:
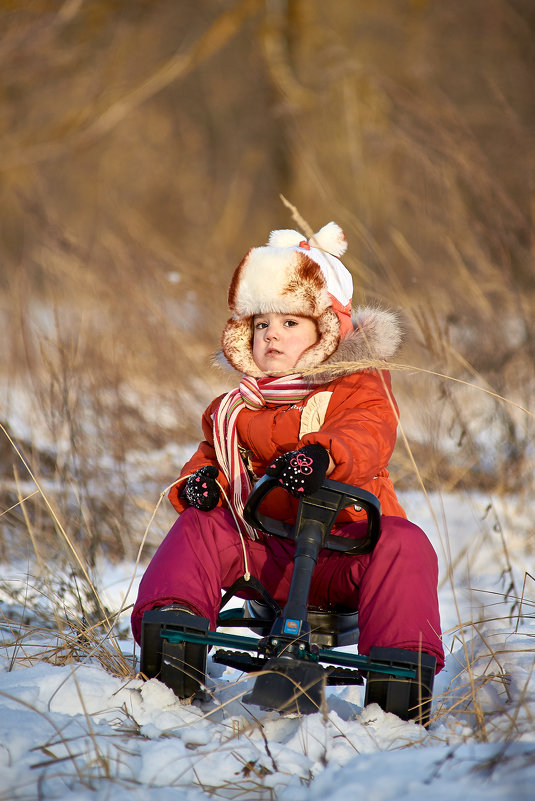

{"left": 243, "top": 474, "right": 381, "bottom": 555}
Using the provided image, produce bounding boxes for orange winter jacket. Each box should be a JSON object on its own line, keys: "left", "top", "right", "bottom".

{"left": 168, "top": 368, "right": 407, "bottom": 526}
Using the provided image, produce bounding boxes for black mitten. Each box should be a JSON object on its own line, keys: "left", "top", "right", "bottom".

{"left": 184, "top": 466, "right": 220, "bottom": 511}
{"left": 265, "top": 444, "right": 330, "bottom": 498}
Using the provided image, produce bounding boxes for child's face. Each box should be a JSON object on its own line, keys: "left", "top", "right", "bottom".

{"left": 252, "top": 312, "right": 318, "bottom": 374}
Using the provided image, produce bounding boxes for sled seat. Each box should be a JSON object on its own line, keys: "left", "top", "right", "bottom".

{"left": 243, "top": 598, "right": 359, "bottom": 648}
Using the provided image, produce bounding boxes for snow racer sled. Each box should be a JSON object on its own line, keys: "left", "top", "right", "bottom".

{"left": 140, "top": 476, "right": 436, "bottom": 726}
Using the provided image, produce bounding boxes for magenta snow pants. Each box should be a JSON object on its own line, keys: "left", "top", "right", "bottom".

{"left": 132, "top": 507, "right": 444, "bottom": 671}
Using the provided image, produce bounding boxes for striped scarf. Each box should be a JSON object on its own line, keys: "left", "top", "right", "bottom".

{"left": 213, "top": 374, "right": 311, "bottom": 539}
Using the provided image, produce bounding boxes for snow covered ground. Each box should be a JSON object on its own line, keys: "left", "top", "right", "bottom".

{"left": 1, "top": 486, "right": 534, "bottom": 800}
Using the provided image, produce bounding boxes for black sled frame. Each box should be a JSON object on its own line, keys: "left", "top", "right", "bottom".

{"left": 143, "top": 475, "right": 433, "bottom": 718}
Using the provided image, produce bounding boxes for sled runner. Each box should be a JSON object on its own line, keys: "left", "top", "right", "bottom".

{"left": 140, "top": 476, "right": 435, "bottom": 726}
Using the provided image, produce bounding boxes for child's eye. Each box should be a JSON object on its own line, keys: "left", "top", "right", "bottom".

{"left": 254, "top": 321, "right": 268, "bottom": 330}
{"left": 283, "top": 319, "right": 298, "bottom": 327}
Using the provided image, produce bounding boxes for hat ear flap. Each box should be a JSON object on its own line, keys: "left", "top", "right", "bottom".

{"left": 310, "top": 222, "right": 347, "bottom": 257}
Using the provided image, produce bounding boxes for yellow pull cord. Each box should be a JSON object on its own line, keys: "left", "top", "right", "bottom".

{"left": 216, "top": 481, "right": 251, "bottom": 582}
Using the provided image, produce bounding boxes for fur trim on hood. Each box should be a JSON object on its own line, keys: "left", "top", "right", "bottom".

{"left": 215, "top": 305, "right": 402, "bottom": 382}
{"left": 308, "top": 306, "right": 402, "bottom": 384}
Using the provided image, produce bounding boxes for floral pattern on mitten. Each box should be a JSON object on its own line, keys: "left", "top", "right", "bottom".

{"left": 265, "top": 443, "right": 330, "bottom": 498}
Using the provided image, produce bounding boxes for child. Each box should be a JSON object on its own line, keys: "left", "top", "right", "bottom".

{"left": 132, "top": 221, "right": 444, "bottom": 720}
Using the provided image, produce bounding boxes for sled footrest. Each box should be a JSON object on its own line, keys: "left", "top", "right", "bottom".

{"left": 212, "top": 649, "right": 267, "bottom": 673}
{"left": 326, "top": 666, "right": 364, "bottom": 686}
{"left": 212, "top": 649, "right": 364, "bottom": 685}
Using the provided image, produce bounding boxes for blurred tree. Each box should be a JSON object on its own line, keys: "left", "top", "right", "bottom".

{"left": 0, "top": 0, "right": 533, "bottom": 493}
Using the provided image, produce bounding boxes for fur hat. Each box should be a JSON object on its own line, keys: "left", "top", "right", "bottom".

{"left": 221, "top": 222, "right": 354, "bottom": 376}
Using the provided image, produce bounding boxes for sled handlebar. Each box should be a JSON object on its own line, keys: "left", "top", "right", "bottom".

{"left": 243, "top": 475, "right": 381, "bottom": 555}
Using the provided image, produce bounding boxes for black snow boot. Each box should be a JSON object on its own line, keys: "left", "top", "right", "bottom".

{"left": 364, "top": 646, "right": 436, "bottom": 727}
{"left": 140, "top": 607, "right": 210, "bottom": 699}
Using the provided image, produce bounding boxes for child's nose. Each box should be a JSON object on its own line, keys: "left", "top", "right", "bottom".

{"left": 265, "top": 325, "right": 280, "bottom": 341}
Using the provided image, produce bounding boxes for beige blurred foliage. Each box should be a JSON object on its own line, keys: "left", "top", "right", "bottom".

{"left": 0, "top": 0, "right": 534, "bottom": 557}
